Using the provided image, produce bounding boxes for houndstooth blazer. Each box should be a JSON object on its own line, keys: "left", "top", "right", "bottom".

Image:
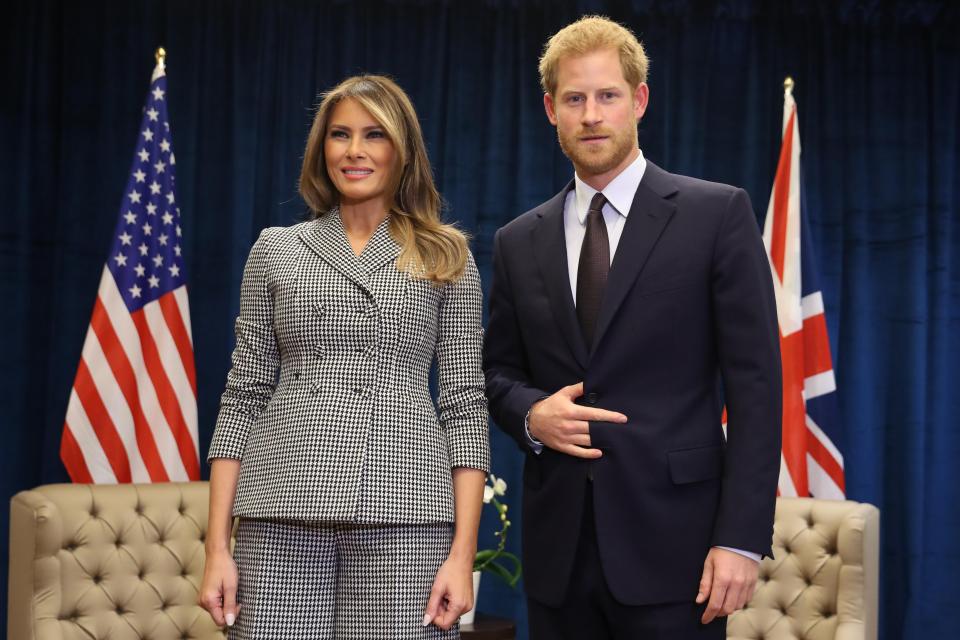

{"left": 208, "top": 211, "right": 490, "bottom": 524}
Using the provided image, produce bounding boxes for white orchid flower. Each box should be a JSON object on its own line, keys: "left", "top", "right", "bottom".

{"left": 493, "top": 477, "right": 507, "bottom": 496}
{"left": 483, "top": 485, "right": 494, "bottom": 504}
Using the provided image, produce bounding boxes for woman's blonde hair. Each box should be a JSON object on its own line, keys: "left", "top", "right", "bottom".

{"left": 299, "top": 74, "right": 468, "bottom": 283}
{"left": 539, "top": 15, "right": 649, "bottom": 96}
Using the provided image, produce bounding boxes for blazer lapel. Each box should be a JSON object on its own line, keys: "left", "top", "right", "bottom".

{"left": 358, "top": 216, "right": 401, "bottom": 275}
{"left": 591, "top": 162, "right": 679, "bottom": 354}
{"left": 298, "top": 210, "right": 374, "bottom": 297}
{"left": 533, "top": 182, "right": 589, "bottom": 369}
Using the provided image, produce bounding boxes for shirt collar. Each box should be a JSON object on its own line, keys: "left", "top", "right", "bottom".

{"left": 573, "top": 148, "right": 647, "bottom": 224}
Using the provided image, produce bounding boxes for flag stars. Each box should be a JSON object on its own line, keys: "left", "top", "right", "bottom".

{"left": 146, "top": 202, "right": 157, "bottom": 215}
{"left": 162, "top": 212, "right": 174, "bottom": 225}
{"left": 133, "top": 169, "right": 146, "bottom": 183}
{"left": 142, "top": 222, "right": 153, "bottom": 236}
{"left": 154, "top": 160, "right": 166, "bottom": 174}
{"left": 134, "top": 263, "right": 146, "bottom": 277}
{"left": 152, "top": 87, "right": 165, "bottom": 101}
{"left": 142, "top": 128, "right": 154, "bottom": 142}
{"left": 138, "top": 243, "right": 149, "bottom": 256}
{"left": 169, "top": 153, "right": 176, "bottom": 166}
{"left": 166, "top": 192, "right": 175, "bottom": 205}
{"left": 149, "top": 180, "right": 161, "bottom": 195}
{"left": 124, "top": 211, "right": 137, "bottom": 225}
{"left": 146, "top": 107, "right": 159, "bottom": 122}
{"left": 158, "top": 233, "right": 169, "bottom": 246}
{"left": 174, "top": 245, "right": 181, "bottom": 257}
{"left": 138, "top": 149, "right": 150, "bottom": 162}
{"left": 175, "top": 224, "right": 182, "bottom": 237}
{"left": 118, "top": 232, "right": 132, "bottom": 245}
{"left": 153, "top": 254, "right": 164, "bottom": 268}
{"left": 129, "top": 284, "right": 142, "bottom": 299}
{"left": 164, "top": 121, "right": 170, "bottom": 130}
{"left": 113, "top": 253, "right": 128, "bottom": 267}
{"left": 169, "top": 264, "right": 181, "bottom": 278}
{"left": 148, "top": 275, "right": 160, "bottom": 288}
{"left": 160, "top": 139, "right": 171, "bottom": 152}
{"left": 128, "top": 190, "right": 142, "bottom": 204}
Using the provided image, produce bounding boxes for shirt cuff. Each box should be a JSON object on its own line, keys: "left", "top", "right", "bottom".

{"left": 715, "top": 546, "right": 761, "bottom": 563}
{"left": 524, "top": 402, "right": 545, "bottom": 455}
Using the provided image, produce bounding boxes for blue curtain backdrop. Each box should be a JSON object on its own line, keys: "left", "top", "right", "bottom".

{"left": 2, "top": 1, "right": 958, "bottom": 638}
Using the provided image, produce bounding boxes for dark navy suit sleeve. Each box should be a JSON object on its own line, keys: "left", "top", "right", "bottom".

{"left": 483, "top": 227, "right": 550, "bottom": 452}
{"left": 709, "top": 188, "right": 783, "bottom": 557}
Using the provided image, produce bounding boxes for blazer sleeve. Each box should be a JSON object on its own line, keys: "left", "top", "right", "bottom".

{"left": 435, "top": 251, "right": 491, "bottom": 472}
{"left": 482, "top": 227, "right": 551, "bottom": 452}
{"left": 709, "top": 188, "right": 783, "bottom": 557}
{"left": 207, "top": 227, "right": 281, "bottom": 462}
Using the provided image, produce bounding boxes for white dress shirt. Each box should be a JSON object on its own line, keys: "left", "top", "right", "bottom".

{"left": 525, "top": 149, "right": 760, "bottom": 563}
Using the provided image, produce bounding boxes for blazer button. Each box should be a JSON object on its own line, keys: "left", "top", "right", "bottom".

{"left": 585, "top": 392, "right": 598, "bottom": 405}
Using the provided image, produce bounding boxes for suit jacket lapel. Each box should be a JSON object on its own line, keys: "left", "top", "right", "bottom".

{"left": 591, "top": 162, "right": 679, "bottom": 354}
{"left": 298, "top": 210, "right": 375, "bottom": 297}
{"left": 533, "top": 182, "right": 589, "bottom": 369}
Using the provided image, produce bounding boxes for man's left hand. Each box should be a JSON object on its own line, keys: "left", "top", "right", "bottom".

{"left": 696, "top": 547, "right": 759, "bottom": 624}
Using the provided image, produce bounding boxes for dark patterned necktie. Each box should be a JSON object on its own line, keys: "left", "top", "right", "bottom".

{"left": 576, "top": 192, "right": 610, "bottom": 347}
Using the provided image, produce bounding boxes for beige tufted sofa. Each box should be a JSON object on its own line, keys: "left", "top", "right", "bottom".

{"left": 8, "top": 482, "right": 227, "bottom": 640}
{"left": 728, "top": 498, "right": 880, "bottom": 640}
{"left": 8, "top": 484, "right": 878, "bottom": 640}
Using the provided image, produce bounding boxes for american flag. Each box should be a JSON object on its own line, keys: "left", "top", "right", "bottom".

{"left": 763, "top": 79, "right": 845, "bottom": 499}
{"left": 60, "top": 53, "right": 200, "bottom": 483}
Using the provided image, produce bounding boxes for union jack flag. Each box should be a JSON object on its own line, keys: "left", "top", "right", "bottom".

{"left": 60, "top": 52, "right": 200, "bottom": 483}
{"left": 763, "top": 79, "right": 845, "bottom": 498}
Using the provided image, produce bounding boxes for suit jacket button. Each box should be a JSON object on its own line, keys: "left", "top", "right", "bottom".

{"left": 585, "top": 393, "right": 598, "bottom": 405}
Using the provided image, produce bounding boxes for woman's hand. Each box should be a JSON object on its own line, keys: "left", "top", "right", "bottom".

{"left": 199, "top": 547, "right": 241, "bottom": 627}
{"left": 423, "top": 553, "right": 475, "bottom": 630}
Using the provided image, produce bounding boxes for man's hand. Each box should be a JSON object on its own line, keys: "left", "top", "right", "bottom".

{"left": 696, "top": 547, "right": 759, "bottom": 624}
{"left": 528, "top": 382, "right": 627, "bottom": 458}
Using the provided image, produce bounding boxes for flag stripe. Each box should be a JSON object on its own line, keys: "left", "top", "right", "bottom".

{"left": 64, "top": 389, "right": 116, "bottom": 483}
{"left": 806, "top": 432, "right": 846, "bottom": 493}
{"left": 73, "top": 359, "right": 132, "bottom": 482}
{"left": 82, "top": 313, "right": 152, "bottom": 481}
{"left": 60, "top": 418, "right": 95, "bottom": 484}
{"left": 769, "top": 108, "right": 795, "bottom": 282}
{"left": 130, "top": 310, "right": 201, "bottom": 479}
{"left": 802, "top": 313, "right": 834, "bottom": 379}
{"left": 158, "top": 290, "right": 197, "bottom": 395}
{"left": 89, "top": 293, "right": 169, "bottom": 481}
{"left": 173, "top": 286, "right": 194, "bottom": 344}
{"left": 145, "top": 295, "right": 198, "bottom": 441}
{"left": 807, "top": 454, "right": 845, "bottom": 500}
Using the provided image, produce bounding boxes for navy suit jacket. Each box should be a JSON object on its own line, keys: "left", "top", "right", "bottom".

{"left": 483, "top": 161, "right": 782, "bottom": 606}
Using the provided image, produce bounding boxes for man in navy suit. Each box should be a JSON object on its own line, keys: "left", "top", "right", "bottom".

{"left": 483, "top": 16, "right": 782, "bottom": 639}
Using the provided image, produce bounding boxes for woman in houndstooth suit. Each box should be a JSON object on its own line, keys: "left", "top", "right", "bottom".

{"left": 199, "top": 75, "right": 490, "bottom": 639}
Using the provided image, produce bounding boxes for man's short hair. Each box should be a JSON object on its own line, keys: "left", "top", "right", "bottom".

{"left": 539, "top": 15, "right": 650, "bottom": 96}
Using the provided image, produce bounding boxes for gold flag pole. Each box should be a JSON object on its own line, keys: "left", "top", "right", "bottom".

{"left": 784, "top": 76, "right": 794, "bottom": 95}
{"left": 155, "top": 47, "right": 166, "bottom": 65}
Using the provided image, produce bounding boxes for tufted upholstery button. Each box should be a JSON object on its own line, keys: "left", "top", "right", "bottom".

{"left": 92, "top": 574, "right": 102, "bottom": 584}
{"left": 115, "top": 606, "right": 123, "bottom": 615}
{"left": 65, "top": 542, "right": 76, "bottom": 552}
{"left": 135, "top": 503, "right": 144, "bottom": 515}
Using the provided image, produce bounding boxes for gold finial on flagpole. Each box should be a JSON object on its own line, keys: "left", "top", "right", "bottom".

{"left": 155, "top": 47, "right": 166, "bottom": 65}
{"left": 784, "top": 76, "right": 794, "bottom": 93}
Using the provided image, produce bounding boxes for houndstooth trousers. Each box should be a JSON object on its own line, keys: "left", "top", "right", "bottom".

{"left": 229, "top": 518, "right": 461, "bottom": 639}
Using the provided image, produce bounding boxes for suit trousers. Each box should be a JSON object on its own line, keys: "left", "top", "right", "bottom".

{"left": 527, "top": 484, "right": 726, "bottom": 640}
{"left": 229, "top": 518, "right": 460, "bottom": 640}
